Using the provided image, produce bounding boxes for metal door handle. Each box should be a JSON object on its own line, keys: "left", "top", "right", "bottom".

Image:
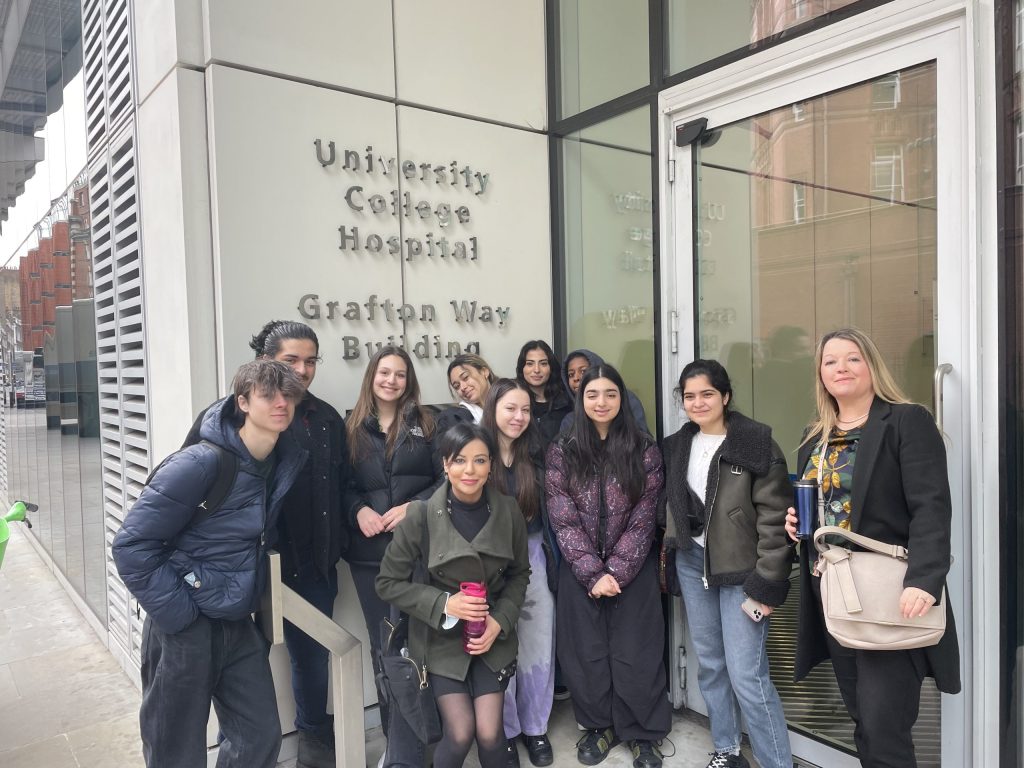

{"left": 933, "top": 363, "right": 952, "bottom": 432}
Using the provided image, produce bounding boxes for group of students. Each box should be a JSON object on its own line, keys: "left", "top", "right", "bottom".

{"left": 112, "top": 321, "right": 958, "bottom": 768}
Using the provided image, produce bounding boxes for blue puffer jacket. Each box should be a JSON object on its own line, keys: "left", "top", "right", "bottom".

{"left": 112, "top": 396, "right": 307, "bottom": 634}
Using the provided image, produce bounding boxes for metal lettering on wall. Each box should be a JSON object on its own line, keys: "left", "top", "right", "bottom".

{"left": 307, "top": 139, "right": 504, "bottom": 361}
{"left": 316, "top": 140, "right": 485, "bottom": 263}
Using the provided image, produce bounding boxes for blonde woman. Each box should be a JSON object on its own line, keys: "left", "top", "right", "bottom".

{"left": 785, "top": 328, "right": 960, "bottom": 767}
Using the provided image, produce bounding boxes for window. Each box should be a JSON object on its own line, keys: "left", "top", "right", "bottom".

{"left": 560, "top": 106, "right": 655, "bottom": 433}
{"left": 872, "top": 73, "right": 902, "bottom": 110}
{"left": 1016, "top": 115, "right": 1023, "bottom": 186}
{"left": 1016, "top": 0, "right": 1023, "bottom": 73}
{"left": 558, "top": 0, "right": 649, "bottom": 118}
{"left": 871, "top": 145, "right": 905, "bottom": 201}
{"left": 666, "top": 0, "right": 861, "bottom": 76}
{"left": 793, "top": 182, "right": 807, "bottom": 223}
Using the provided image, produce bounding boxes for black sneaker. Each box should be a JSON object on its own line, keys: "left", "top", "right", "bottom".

{"left": 629, "top": 740, "right": 663, "bottom": 768}
{"left": 576, "top": 728, "right": 620, "bottom": 766}
{"left": 553, "top": 685, "right": 572, "bottom": 701}
{"left": 506, "top": 738, "right": 521, "bottom": 768}
{"left": 705, "top": 752, "right": 750, "bottom": 768}
{"left": 296, "top": 729, "right": 336, "bottom": 768}
{"left": 522, "top": 733, "right": 554, "bottom": 766}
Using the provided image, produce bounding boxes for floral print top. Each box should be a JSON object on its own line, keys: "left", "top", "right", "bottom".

{"left": 800, "top": 428, "right": 861, "bottom": 531}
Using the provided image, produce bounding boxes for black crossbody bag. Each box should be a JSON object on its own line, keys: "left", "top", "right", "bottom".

{"left": 375, "top": 505, "right": 442, "bottom": 745}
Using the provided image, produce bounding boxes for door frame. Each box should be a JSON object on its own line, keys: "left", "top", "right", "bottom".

{"left": 656, "top": 0, "right": 996, "bottom": 764}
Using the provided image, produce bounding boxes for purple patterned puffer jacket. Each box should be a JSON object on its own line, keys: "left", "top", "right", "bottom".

{"left": 545, "top": 439, "right": 664, "bottom": 592}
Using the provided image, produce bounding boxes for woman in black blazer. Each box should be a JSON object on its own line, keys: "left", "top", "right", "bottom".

{"left": 785, "top": 328, "right": 960, "bottom": 768}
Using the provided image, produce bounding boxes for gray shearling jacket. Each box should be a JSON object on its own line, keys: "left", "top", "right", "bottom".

{"left": 662, "top": 411, "right": 793, "bottom": 607}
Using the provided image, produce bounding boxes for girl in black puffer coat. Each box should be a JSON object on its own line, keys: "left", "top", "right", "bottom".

{"left": 343, "top": 346, "right": 443, "bottom": 766}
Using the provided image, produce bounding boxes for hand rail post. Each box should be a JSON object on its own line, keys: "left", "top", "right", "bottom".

{"left": 263, "top": 552, "right": 366, "bottom": 768}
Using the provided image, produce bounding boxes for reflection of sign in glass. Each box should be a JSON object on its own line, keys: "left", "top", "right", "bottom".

{"left": 601, "top": 304, "right": 648, "bottom": 330}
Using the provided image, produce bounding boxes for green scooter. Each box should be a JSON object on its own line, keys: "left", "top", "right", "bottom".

{"left": 0, "top": 501, "right": 36, "bottom": 570}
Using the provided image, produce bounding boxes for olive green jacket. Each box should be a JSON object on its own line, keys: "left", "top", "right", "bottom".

{"left": 375, "top": 482, "right": 530, "bottom": 680}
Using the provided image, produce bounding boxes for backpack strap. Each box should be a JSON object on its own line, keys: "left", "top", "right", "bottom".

{"left": 144, "top": 440, "right": 238, "bottom": 533}
{"left": 193, "top": 440, "right": 238, "bottom": 526}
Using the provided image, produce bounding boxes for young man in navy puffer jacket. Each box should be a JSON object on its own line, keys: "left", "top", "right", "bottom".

{"left": 113, "top": 359, "right": 307, "bottom": 768}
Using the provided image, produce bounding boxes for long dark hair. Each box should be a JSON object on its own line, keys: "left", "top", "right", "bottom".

{"left": 347, "top": 346, "right": 434, "bottom": 461}
{"left": 481, "top": 379, "right": 541, "bottom": 522}
{"left": 515, "top": 340, "right": 563, "bottom": 402}
{"left": 564, "top": 364, "right": 648, "bottom": 505}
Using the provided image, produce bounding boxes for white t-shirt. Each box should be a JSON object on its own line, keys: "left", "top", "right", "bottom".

{"left": 687, "top": 431, "right": 726, "bottom": 549}
{"left": 459, "top": 402, "right": 483, "bottom": 424}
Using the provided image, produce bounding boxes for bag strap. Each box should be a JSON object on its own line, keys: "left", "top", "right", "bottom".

{"left": 146, "top": 440, "right": 238, "bottom": 534}
{"left": 813, "top": 525, "right": 909, "bottom": 560}
{"left": 387, "top": 501, "right": 431, "bottom": 625}
{"left": 816, "top": 440, "right": 828, "bottom": 528}
{"left": 193, "top": 440, "right": 238, "bottom": 526}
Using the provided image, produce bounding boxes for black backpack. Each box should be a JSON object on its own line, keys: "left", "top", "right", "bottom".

{"left": 144, "top": 439, "right": 238, "bottom": 531}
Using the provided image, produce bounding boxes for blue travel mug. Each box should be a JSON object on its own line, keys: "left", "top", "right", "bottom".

{"left": 793, "top": 480, "right": 817, "bottom": 540}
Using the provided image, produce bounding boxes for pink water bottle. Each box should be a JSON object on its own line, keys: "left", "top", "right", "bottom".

{"left": 460, "top": 581, "right": 487, "bottom": 652}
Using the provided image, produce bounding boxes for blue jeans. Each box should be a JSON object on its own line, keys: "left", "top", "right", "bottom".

{"left": 676, "top": 544, "right": 792, "bottom": 768}
{"left": 282, "top": 566, "right": 338, "bottom": 737}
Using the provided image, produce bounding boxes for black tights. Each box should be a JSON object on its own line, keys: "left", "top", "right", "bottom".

{"left": 433, "top": 691, "right": 506, "bottom": 768}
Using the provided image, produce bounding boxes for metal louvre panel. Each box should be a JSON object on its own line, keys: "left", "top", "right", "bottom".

{"left": 103, "top": 0, "right": 133, "bottom": 136}
{"left": 83, "top": 0, "right": 135, "bottom": 163}
{"left": 84, "top": 0, "right": 150, "bottom": 669}
{"left": 0, "top": 385, "right": 6, "bottom": 496}
{"left": 82, "top": 0, "right": 106, "bottom": 156}
{"left": 92, "top": 126, "right": 149, "bottom": 664}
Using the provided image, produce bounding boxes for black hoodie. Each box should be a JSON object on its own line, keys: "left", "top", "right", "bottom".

{"left": 558, "top": 348, "right": 650, "bottom": 435}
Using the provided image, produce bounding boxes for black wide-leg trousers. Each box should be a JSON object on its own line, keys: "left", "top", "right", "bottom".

{"left": 555, "top": 554, "right": 671, "bottom": 742}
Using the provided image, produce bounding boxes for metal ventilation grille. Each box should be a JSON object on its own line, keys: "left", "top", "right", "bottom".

{"left": 83, "top": 0, "right": 148, "bottom": 665}
{"left": 83, "top": 0, "right": 105, "bottom": 151}
{"left": 84, "top": 0, "right": 134, "bottom": 160}
{"left": 0, "top": 393, "right": 7, "bottom": 497}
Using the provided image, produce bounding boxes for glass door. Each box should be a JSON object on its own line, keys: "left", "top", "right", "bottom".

{"left": 660, "top": 14, "right": 970, "bottom": 768}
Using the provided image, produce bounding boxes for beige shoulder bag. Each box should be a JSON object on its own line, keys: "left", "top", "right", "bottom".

{"left": 813, "top": 526, "right": 945, "bottom": 650}
{"left": 812, "top": 441, "right": 945, "bottom": 650}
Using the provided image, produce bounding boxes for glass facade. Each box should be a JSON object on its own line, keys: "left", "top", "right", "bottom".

{"left": 551, "top": 2, "right": 896, "bottom": 438}
{"left": 999, "top": 0, "right": 1024, "bottom": 763}
{"left": 550, "top": 2, "right": 980, "bottom": 765}
{"left": 561, "top": 106, "right": 656, "bottom": 432}
{"left": 558, "top": 0, "right": 650, "bottom": 118}
{"left": 666, "top": 0, "right": 863, "bottom": 76}
{"left": 694, "top": 63, "right": 938, "bottom": 457}
{"left": 692, "top": 63, "right": 940, "bottom": 763}
{"left": 0, "top": 1, "right": 103, "bottom": 622}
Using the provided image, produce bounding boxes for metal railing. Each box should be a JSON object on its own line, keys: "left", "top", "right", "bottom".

{"left": 260, "top": 552, "right": 365, "bottom": 768}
